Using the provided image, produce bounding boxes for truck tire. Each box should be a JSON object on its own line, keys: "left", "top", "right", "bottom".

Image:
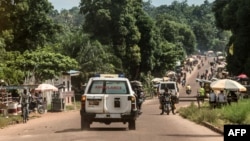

{"left": 81, "top": 116, "right": 90, "bottom": 130}
{"left": 128, "top": 120, "right": 136, "bottom": 130}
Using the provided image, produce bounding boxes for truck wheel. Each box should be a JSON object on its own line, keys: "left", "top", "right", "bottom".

{"left": 81, "top": 116, "right": 90, "bottom": 130}
{"left": 128, "top": 120, "right": 136, "bottom": 130}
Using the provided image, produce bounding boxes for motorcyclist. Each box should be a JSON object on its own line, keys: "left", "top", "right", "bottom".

{"left": 159, "top": 88, "right": 175, "bottom": 115}
{"left": 186, "top": 84, "right": 192, "bottom": 95}
{"left": 134, "top": 84, "right": 145, "bottom": 115}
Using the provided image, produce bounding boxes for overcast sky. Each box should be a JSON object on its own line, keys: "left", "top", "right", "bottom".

{"left": 49, "top": 0, "right": 214, "bottom": 11}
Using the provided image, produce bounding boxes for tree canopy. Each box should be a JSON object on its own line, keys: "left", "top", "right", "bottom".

{"left": 2, "top": 0, "right": 249, "bottom": 87}
{"left": 213, "top": 0, "right": 250, "bottom": 76}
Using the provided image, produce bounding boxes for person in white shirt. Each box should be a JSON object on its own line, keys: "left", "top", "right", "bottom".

{"left": 209, "top": 90, "right": 217, "bottom": 109}
{"left": 217, "top": 90, "right": 226, "bottom": 107}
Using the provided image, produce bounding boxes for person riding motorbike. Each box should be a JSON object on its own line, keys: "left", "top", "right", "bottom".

{"left": 159, "top": 88, "right": 175, "bottom": 115}
{"left": 29, "top": 91, "right": 45, "bottom": 114}
{"left": 133, "top": 84, "right": 145, "bottom": 115}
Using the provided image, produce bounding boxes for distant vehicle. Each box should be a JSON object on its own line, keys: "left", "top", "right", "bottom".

{"left": 206, "top": 50, "right": 214, "bottom": 57}
{"left": 80, "top": 74, "right": 138, "bottom": 130}
{"left": 216, "top": 51, "right": 223, "bottom": 57}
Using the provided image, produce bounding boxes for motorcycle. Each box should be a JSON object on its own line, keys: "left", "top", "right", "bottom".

{"left": 163, "top": 101, "right": 172, "bottom": 115}
{"left": 186, "top": 89, "right": 192, "bottom": 95}
{"left": 160, "top": 95, "right": 172, "bottom": 115}
{"left": 29, "top": 98, "right": 45, "bottom": 114}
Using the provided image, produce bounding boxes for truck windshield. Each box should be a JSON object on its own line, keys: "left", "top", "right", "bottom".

{"left": 160, "top": 83, "right": 175, "bottom": 90}
{"left": 88, "top": 80, "right": 129, "bottom": 94}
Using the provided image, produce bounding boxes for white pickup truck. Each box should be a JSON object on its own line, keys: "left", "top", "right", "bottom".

{"left": 158, "top": 81, "right": 180, "bottom": 103}
{"left": 80, "top": 74, "right": 138, "bottom": 130}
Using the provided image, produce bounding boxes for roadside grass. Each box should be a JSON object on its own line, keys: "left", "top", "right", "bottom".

{"left": 0, "top": 115, "right": 22, "bottom": 128}
{"left": 178, "top": 99, "right": 250, "bottom": 130}
{"left": 0, "top": 102, "right": 81, "bottom": 129}
{"left": 65, "top": 101, "right": 81, "bottom": 110}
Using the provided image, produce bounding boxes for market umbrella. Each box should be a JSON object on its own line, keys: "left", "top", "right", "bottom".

{"left": 216, "top": 64, "right": 225, "bottom": 69}
{"left": 163, "top": 77, "right": 170, "bottom": 81}
{"left": 210, "top": 79, "right": 247, "bottom": 92}
{"left": 166, "top": 71, "right": 176, "bottom": 77}
{"left": 216, "top": 51, "right": 223, "bottom": 56}
{"left": 207, "top": 50, "right": 214, "bottom": 54}
{"left": 130, "top": 80, "right": 143, "bottom": 87}
{"left": 218, "top": 56, "right": 225, "bottom": 60}
{"left": 35, "top": 83, "right": 58, "bottom": 92}
{"left": 237, "top": 73, "right": 248, "bottom": 79}
{"left": 151, "top": 78, "right": 163, "bottom": 83}
{"left": 188, "top": 58, "right": 194, "bottom": 62}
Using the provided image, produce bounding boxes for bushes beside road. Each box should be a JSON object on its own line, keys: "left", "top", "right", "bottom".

{"left": 178, "top": 99, "right": 250, "bottom": 130}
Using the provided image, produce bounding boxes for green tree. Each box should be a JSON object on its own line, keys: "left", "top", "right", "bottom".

{"left": 153, "top": 41, "right": 181, "bottom": 76}
{"left": 0, "top": 0, "right": 61, "bottom": 53}
{"left": 80, "top": 0, "right": 143, "bottom": 79}
{"left": 155, "top": 15, "right": 195, "bottom": 55}
{"left": 12, "top": 50, "right": 79, "bottom": 84}
{"left": 1, "top": 51, "right": 24, "bottom": 85}
{"left": 136, "top": 11, "right": 157, "bottom": 78}
{"left": 213, "top": 0, "right": 250, "bottom": 76}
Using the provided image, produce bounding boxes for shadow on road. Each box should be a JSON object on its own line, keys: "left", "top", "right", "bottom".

{"left": 161, "top": 133, "right": 222, "bottom": 137}
{"left": 54, "top": 127, "right": 127, "bottom": 133}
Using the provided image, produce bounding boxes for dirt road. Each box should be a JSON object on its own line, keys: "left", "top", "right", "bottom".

{"left": 0, "top": 56, "right": 223, "bottom": 141}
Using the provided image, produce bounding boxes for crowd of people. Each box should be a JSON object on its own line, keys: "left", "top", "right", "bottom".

{"left": 136, "top": 51, "right": 244, "bottom": 115}
{"left": 208, "top": 89, "right": 238, "bottom": 109}
{"left": 192, "top": 53, "right": 240, "bottom": 109}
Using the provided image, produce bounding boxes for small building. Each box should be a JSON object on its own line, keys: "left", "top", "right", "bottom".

{"left": 51, "top": 70, "right": 80, "bottom": 111}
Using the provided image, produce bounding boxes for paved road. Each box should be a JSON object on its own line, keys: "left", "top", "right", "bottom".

{"left": 0, "top": 56, "right": 223, "bottom": 141}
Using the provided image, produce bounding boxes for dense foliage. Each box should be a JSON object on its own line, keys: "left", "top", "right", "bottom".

{"left": 212, "top": 0, "right": 250, "bottom": 76}
{"left": 1, "top": 0, "right": 248, "bottom": 88}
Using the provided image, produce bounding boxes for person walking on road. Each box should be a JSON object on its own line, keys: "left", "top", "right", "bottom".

{"left": 181, "top": 77, "right": 186, "bottom": 87}
{"left": 19, "top": 88, "right": 31, "bottom": 120}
